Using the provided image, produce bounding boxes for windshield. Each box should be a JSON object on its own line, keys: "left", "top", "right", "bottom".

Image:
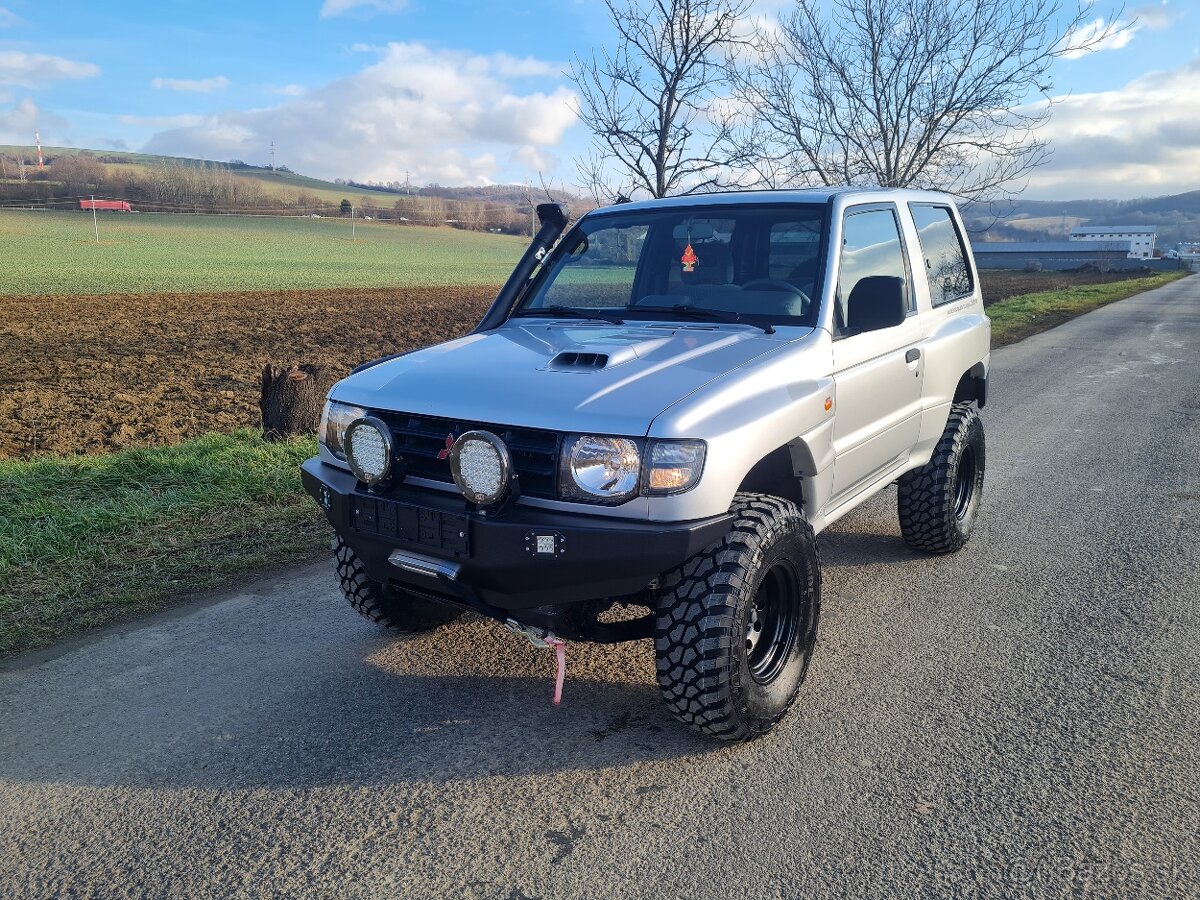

{"left": 516, "top": 203, "right": 827, "bottom": 328}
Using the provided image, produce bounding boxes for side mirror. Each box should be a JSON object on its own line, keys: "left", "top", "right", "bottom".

{"left": 846, "top": 276, "right": 907, "bottom": 334}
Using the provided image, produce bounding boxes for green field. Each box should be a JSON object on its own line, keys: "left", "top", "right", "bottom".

{"left": 0, "top": 210, "right": 526, "bottom": 294}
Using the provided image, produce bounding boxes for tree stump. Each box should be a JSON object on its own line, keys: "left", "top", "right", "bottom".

{"left": 259, "top": 364, "right": 333, "bottom": 441}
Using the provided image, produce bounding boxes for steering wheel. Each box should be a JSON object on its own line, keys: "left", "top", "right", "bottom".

{"left": 740, "top": 278, "right": 812, "bottom": 310}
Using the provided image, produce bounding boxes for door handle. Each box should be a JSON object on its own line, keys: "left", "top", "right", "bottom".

{"left": 905, "top": 348, "right": 921, "bottom": 364}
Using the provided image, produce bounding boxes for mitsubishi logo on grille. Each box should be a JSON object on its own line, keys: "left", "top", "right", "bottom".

{"left": 436, "top": 433, "right": 455, "bottom": 460}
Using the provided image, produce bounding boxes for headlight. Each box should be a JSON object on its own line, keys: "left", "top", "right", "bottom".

{"left": 644, "top": 439, "right": 706, "bottom": 495}
{"left": 344, "top": 416, "right": 393, "bottom": 486}
{"left": 560, "top": 434, "right": 641, "bottom": 503}
{"left": 319, "top": 399, "right": 366, "bottom": 460}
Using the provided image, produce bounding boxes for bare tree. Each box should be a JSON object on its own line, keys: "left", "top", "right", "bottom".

{"left": 732, "top": 0, "right": 1124, "bottom": 200}
{"left": 570, "top": 0, "right": 750, "bottom": 201}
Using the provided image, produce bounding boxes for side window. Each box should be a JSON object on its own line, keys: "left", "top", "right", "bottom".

{"left": 910, "top": 204, "right": 973, "bottom": 306}
{"left": 836, "top": 207, "right": 910, "bottom": 335}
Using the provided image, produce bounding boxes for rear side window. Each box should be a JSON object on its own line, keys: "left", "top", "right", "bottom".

{"left": 836, "top": 207, "right": 910, "bottom": 333}
{"left": 910, "top": 204, "right": 973, "bottom": 306}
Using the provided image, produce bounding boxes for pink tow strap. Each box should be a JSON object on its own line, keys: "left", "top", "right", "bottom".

{"left": 547, "top": 637, "right": 567, "bottom": 705}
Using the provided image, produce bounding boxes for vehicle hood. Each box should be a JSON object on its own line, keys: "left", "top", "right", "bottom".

{"left": 332, "top": 322, "right": 808, "bottom": 435}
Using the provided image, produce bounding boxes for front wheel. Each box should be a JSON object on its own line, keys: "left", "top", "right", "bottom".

{"left": 654, "top": 493, "right": 821, "bottom": 741}
{"left": 897, "top": 403, "right": 985, "bottom": 554}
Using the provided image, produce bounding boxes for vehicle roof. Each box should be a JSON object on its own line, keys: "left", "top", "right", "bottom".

{"left": 584, "top": 187, "right": 959, "bottom": 216}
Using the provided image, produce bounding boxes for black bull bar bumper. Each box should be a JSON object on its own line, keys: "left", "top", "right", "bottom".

{"left": 301, "top": 458, "right": 732, "bottom": 635}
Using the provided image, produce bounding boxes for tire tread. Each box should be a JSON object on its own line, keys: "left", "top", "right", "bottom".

{"left": 654, "top": 493, "right": 819, "bottom": 741}
{"left": 897, "top": 403, "right": 984, "bottom": 554}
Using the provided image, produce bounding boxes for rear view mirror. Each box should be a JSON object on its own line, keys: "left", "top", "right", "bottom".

{"left": 672, "top": 222, "right": 715, "bottom": 241}
{"left": 846, "top": 276, "right": 907, "bottom": 333}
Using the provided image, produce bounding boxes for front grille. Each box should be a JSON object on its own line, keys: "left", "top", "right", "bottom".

{"left": 378, "top": 411, "right": 561, "bottom": 500}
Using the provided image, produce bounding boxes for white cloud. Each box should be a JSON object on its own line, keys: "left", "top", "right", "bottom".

{"left": 512, "top": 144, "right": 561, "bottom": 173}
{"left": 0, "top": 97, "right": 66, "bottom": 144}
{"left": 320, "top": 0, "right": 408, "bottom": 18}
{"left": 1059, "top": 17, "right": 1139, "bottom": 60}
{"left": 0, "top": 7, "right": 21, "bottom": 27}
{"left": 1024, "top": 60, "right": 1200, "bottom": 198}
{"left": 0, "top": 96, "right": 36, "bottom": 141}
{"left": 269, "top": 83, "right": 307, "bottom": 97}
{"left": 151, "top": 75, "right": 231, "bottom": 93}
{"left": 141, "top": 42, "right": 578, "bottom": 185}
{"left": 1133, "top": 1, "right": 1183, "bottom": 30}
{"left": 0, "top": 51, "right": 100, "bottom": 87}
{"left": 490, "top": 53, "right": 563, "bottom": 79}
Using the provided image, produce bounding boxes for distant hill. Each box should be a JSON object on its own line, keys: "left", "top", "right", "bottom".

{"left": 4, "top": 144, "right": 1193, "bottom": 243}
{"left": 0, "top": 145, "right": 581, "bottom": 208}
{"left": 962, "top": 191, "right": 1200, "bottom": 247}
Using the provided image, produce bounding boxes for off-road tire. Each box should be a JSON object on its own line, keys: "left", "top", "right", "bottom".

{"left": 897, "top": 403, "right": 985, "bottom": 554}
{"left": 334, "top": 537, "right": 461, "bottom": 632}
{"left": 654, "top": 493, "right": 821, "bottom": 741}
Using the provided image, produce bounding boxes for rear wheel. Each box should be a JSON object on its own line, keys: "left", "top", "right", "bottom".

{"left": 897, "top": 403, "right": 985, "bottom": 554}
{"left": 654, "top": 493, "right": 821, "bottom": 741}
{"left": 334, "top": 537, "right": 461, "bottom": 633}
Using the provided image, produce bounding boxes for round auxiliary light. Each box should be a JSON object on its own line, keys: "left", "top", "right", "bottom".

{"left": 450, "top": 430, "right": 512, "bottom": 505}
{"left": 344, "top": 416, "right": 394, "bottom": 486}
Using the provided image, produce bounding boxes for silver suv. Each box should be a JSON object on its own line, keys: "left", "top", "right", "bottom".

{"left": 303, "top": 189, "right": 990, "bottom": 740}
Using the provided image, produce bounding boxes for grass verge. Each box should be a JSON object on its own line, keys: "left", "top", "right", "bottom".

{"left": 0, "top": 430, "right": 328, "bottom": 655}
{"left": 988, "top": 270, "right": 1189, "bottom": 346}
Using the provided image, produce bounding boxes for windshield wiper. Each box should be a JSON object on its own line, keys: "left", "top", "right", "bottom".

{"left": 513, "top": 304, "right": 625, "bottom": 326}
{"left": 629, "top": 304, "right": 775, "bottom": 335}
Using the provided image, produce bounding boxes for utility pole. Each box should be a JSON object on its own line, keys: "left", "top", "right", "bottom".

{"left": 90, "top": 195, "right": 99, "bottom": 243}
{"left": 351, "top": 205, "right": 356, "bottom": 240}
{"left": 270, "top": 141, "right": 276, "bottom": 172}
{"left": 526, "top": 178, "right": 535, "bottom": 237}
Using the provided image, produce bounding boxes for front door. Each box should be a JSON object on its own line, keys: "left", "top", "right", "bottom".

{"left": 830, "top": 205, "right": 924, "bottom": 500}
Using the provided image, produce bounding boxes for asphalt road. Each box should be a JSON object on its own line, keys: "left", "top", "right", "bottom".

{"left": 2, "top": 278, "right": 1198, "bottom": 900}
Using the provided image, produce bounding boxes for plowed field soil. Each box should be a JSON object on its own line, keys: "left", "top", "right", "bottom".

{"left": 3, "top": 269, "right": 1168, "bottom": 459}
{"left": 3, "top": 287, "right": 494, "bottom": 458}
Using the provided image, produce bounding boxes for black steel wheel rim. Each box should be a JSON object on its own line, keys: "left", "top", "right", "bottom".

{"left": 745, "top": 562, "right": 803, "bottom": 685}
{"left": 954, "top": 445, "right": 978, "bottom": 520}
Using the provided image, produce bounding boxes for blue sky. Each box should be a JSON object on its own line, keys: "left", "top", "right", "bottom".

{"left": 0, "top": 0, "right": 1197, "bottom": 199}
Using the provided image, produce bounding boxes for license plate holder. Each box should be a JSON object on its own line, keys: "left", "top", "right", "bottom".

{"left": 349, "top": 495, "right": 470, "bottom": 557}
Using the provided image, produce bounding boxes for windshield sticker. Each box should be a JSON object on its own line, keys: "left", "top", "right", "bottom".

{"left": 681, "top": 242, "right": 698, "bottom": 273}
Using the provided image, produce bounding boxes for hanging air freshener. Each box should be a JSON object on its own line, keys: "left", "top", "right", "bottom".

{"left": 681, "top": 241, "right": 698, "bottom": 272}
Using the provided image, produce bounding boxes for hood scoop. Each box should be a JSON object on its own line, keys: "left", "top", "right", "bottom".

{"left": 543, "top": 336, "right": 665, "bottom": 372}
{"left": 549, "top": 351, "right": 611, "bottom": 371}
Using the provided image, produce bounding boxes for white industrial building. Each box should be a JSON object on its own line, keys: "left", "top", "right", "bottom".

{"left": 1069, "top": 225, "right": 1157, "bottom": 259}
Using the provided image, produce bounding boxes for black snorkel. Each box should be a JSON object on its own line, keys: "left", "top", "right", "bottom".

{"left": 473, "top": 202, "right": 570, "bottom": 333}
